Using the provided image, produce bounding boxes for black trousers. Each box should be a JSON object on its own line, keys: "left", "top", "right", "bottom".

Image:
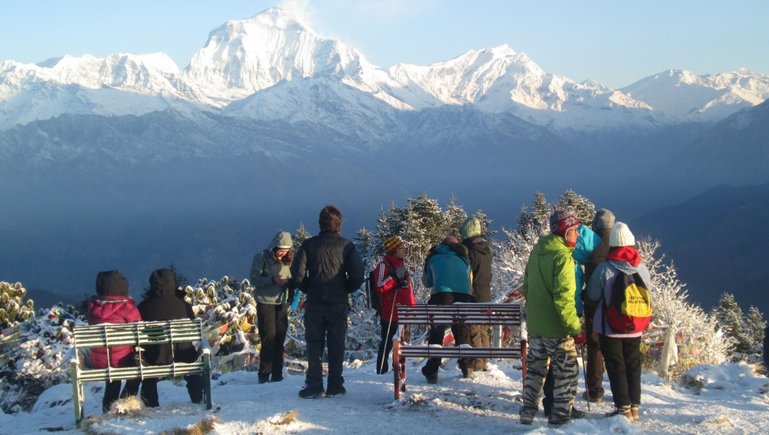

{"left": 140, "top": 374, "right": 203, "bottom": 407}
{"left": 102, "top": 378, "right": 140, "bottom": 413}
{"left": 257, "top": 302, "right": 289, "bottom": 378}
{"left": 304, "top": 302, "right": 348, "bottom": 390}
{"left": 584, "top": 305, "right": 605, "bottom": 399}
{"left": 376, "top": 318, "right": 399, "bottom": 374}
{"left": 423, "top": 292, "right": 474, "bottom": 375}
{"left": 599, "top": 335, "right": 642, "bottom": 408}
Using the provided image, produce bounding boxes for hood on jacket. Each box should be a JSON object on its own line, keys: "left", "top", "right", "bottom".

{"left": 531, "top": 233, "right": 573, "bottom": 257}
{"left": 146, "top": 268, "right": 178, "bottom": 298}
{"left": 573, "top": 225, "right": 601, "bottom": 264}
{"left": 465, "top": 236, "right": 491, "bottom": 256}
{"left": 95, "top": 270, "right": 129, "bottom": 296}
{"left": 460, "top": 217, "right": 482, "bottom": 240}
{"left": 435, "top": 242, "right": 468, "bottom": 259}
{"left": 591, "top": 209, "right": 615, "bottom": 239}
{"left": 268, "top": 231, "right": 293, "bottom": 250}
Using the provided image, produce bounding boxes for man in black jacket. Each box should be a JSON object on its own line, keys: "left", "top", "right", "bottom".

{"left": 137, "top": 268, "right": 202, "bottom": 407}
{"left": 290, "top": 205, "right": 364, "bottom": 398}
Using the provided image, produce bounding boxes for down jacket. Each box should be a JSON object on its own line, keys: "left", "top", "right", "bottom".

{"left": 250, "top": 231, "right": 293, "bottom": 305}
{"left": 87, "top": 270, "right": 141, "bottom": 369}
{"left": 137, "top": 268, "right": 199, "bottom": 365}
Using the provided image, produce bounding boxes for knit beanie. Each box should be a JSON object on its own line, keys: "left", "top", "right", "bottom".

{"left": 460, "top": 217, "right": 482, "bottom": 240}
{"left": 550, "top": 210, "right": 580, "bottom": 236}
{"left": 383, "top": 236, "right": 403, "bottom": 255}
{"left": 609, "top": 222, "right": 636, "bottom": 247}
{"left": 591, "top": 209, "right": 616, "bottom": 238}
{"left": 95, "top": 270, "right": 129, "bottom": 296}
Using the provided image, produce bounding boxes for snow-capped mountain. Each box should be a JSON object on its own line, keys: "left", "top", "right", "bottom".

{"left": 1, "top": 7, "right": 767, "bottom": 134}
{"left": 621, "top": 68, "right": 769, "bottom": 121}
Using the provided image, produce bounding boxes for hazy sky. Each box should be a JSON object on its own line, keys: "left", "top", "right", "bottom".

{"left": 2, "top": 0, "right": 768, "bottom": 88}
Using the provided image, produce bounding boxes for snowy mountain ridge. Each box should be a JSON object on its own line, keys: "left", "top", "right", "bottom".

{"left": 1, "top": 7, "right": 768, "bottom": 131}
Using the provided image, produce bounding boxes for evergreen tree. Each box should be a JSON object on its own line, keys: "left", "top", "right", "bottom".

{"left": 354, "top": 227, "right": 377, "bottom": 269}
{"left": 442, "top": 194, "right": 468, "bottom": 239}
{"left": 715, "top": 292, "right": 751, "bottom": 356}
{"left": 555, "top": 189, "right": 596, "bottom": 227}
{"left": 401, "top": 194, "right": 444, "bottom": 261}
{"left": 745, "top": 305, "right": 767, "bottom": 354}
{"left": 472, "top": 209, "right": 494, "bottom": 238}
{"left": 516, "top": 192, "right": 551, "bottom": 241}
{"left": 293, "top": 223, "right": 311, "bottom": 251}
{"left": 375, "top": 204, "right": 403, "bottom": 257}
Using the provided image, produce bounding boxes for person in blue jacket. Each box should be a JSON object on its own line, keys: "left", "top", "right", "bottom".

{"left": 420, "top": 235, "right": 473, "bottom": 383}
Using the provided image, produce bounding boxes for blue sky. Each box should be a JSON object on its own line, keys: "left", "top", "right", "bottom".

{"left": 2, "top": 0, "right": 768, "bottom": 88}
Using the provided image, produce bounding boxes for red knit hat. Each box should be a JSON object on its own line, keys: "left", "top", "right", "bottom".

{"left": 550, "top": 210, "right": 580, "bottom": 236}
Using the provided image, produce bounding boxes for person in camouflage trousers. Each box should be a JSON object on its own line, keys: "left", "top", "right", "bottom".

{"left": 519, "top": 210, "right": 586, "bottom": 426}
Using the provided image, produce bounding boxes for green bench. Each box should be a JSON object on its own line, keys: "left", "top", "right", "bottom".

{"left": 70, "top": 318, "right": 213, "bottom": 426}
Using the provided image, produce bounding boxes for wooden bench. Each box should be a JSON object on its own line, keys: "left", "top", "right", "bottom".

{"left": 391, "top": 303, "right": 527, "bottom": 399}
{"left": 70, "top": 318, "right": 213, "bottom": 425}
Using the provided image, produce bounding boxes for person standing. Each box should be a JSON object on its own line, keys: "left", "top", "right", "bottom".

{"left": 460, "top": 217, "right": 492, "bottom": 372}
{"left": 290, "top": 205, "right": 364, "bottom": 398}
{"left": 586, "top": 222, "right": 650, "bottom": 422}
{"left": 420, "top": 235, "right": 474, "bottom": 383}
{"left": 86, "top": 270, "right": 141, "bottom": 413}
{"left": 373, "top": 236, "right": 416, "bottom": 374}
{"left": 519, "top": 211, "right": 584, "bottom": 427}
{"left": 582, "top": 208, "right": 615, "bottom": 403}
{"left": 137, "top": 268, "right": 203, "bottom": 407}
{"left": 250, "top": 231, "right": 294, "bottom": 384}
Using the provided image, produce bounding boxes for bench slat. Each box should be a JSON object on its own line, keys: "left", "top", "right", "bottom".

{"left": 399, "top": 345, "right": 522, "bottom": 358}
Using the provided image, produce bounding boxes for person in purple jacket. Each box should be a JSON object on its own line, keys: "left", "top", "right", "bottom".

{"left": 86, "top": 270, "right": 142, "bottom": 412}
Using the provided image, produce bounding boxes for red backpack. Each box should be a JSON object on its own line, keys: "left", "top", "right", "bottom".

{"left": 604, "top": 271, "right": 653, "bottom": 334}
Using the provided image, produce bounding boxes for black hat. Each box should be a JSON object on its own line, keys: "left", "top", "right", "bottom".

{"left": 95, "top": 270, "right": 129, "bottom": 296}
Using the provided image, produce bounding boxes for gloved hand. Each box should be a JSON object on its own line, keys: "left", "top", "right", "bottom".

{"left": 572, "top": 332, "right": 586, "bottom": 346}
{"left": 394, "top": 266, "right": 408, "bottom": 280}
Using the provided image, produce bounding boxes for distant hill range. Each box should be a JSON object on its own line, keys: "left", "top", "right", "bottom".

{"left": 634, "top": 183, "right": 769, "bottom": 314}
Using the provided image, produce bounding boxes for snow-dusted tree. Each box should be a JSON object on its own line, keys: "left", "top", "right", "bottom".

{"left": 715, "top": 292, "right": 752, "bottom": 356}
{"left": 490, "top": 227, "right": 534, "bottom": 302}
{"left": 293, "top": 223, "right": 312, "bottom": 250}
{"left": 744, "top": 305, "right": 766, "bottom": 358}
{"left": 555, "top": 189, "right": 596, "bottom": 227}
{"left": 442, "top": 194, "right": 468, "bottom": 239}
{"left": 0, "top": 281, "right": 35, "bottom": 329}
{"left": 354, "top": 227, "right": 376, "bottom": 266}
{"left": 637, "top": 239, "right": 729, "bottom": 379}
{"left": 471, "top": 209, "right": 495, "bottom": 238}
{"left": 516, "top": 192, "right": 551, "bottom": 242}
{"left": 0, "top": 304, "right": 82, "bottom": 413}
{"left": 374, "top": 204, "right": 403, "bottom": 257}
{"left": 400, "top": 194, "right": 444, "bottom": 262}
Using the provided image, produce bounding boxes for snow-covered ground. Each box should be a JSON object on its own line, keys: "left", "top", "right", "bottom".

{"left": 1, "top": 358, "right": 768, "bottom": 434}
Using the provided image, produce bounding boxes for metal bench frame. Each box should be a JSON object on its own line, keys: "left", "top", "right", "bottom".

{"left": 70, "top": 318, "right": 212, "bottom": 425}
{"left": 392, "top": 303, "right": 527, "bottom": 399}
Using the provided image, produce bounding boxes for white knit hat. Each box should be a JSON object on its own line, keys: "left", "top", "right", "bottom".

{"left": 609, "top": 222, "right": 635, "bottom": 247}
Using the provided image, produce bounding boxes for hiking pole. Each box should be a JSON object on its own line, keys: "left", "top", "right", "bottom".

{"left": 579, "top": 343, "right": 590, "bottom": 413}
{"left": 379, "top": 286, "right": 400, "bottom": 375}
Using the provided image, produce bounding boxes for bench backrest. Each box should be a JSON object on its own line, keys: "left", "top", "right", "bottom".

{"left": 73, "top": 318, "right": 203, "bottom": 350}
{"left": 396, "top": 303, "right": 522, "bottom": 326}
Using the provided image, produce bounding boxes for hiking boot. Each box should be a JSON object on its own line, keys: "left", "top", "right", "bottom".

{"left": 422, "top": 366, "right": 438, "bottom": 384}
{"left": 606, "top": 407, "right": 632, "bottom": 420}
{"left": 258, "top": 373, "right": 270, "bottom": 384}
{"left": 271, "top": 373, "right": 283, "bottom": 383}
{"left": 376, "top": 363, "right": 389, "bottom": 375}
{"left": 630, "top": 405, "right": 640, "bottom": 421}
{"left": 519, "top": 406, "right": 536, "bottom": 425}
{"left": 298, "top": 385, "right": 324, "bottom": 399}
{"left": 582, "top": 391, "right": 604, "bottom": 403}
{"left": 325, "top": 385, "right": 346, "bottom": 397}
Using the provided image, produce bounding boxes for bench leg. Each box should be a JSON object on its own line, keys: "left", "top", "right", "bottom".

{"left": 70, "top": 361, "right": 83, "bottom": 427}
{"left": 393, "top": 338, "right": 402, "bottom": 400}
{"left": 202, "top": 351, "right": 213, "bottom": 409}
